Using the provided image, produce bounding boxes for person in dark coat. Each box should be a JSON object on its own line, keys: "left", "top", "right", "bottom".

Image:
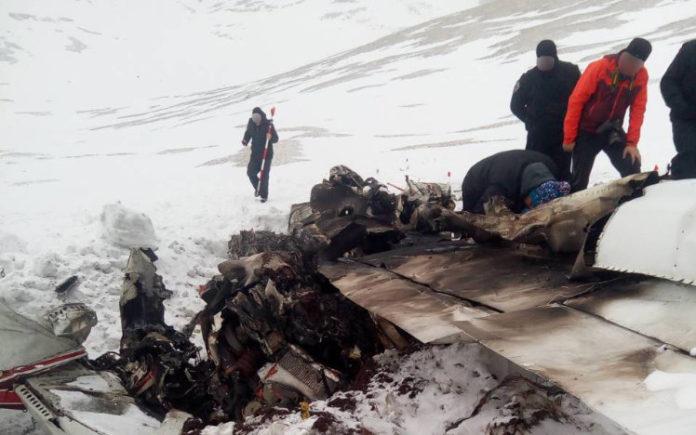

{"left": 661, "top": 40, "right": 696, "bottom": 179}
{"left": 461, "top": 149, "right": 571, "bottom": 214}
{"left": 242, "top": 107, "right": 278, "bottom": 202}
{"left": 511, "top": 40, "right": 581, "bottom": 180}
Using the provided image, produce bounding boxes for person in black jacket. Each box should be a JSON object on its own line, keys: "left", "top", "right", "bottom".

{"left": 242, "top": 107, "right": 279, "bottom": 202}
{"left": 661, "top": 40, "right": 696, "bottom": 179}
{"left": 461, "top": 149, "right": 570, "bottom": 214}
{"left": 511, "top": 40, "right": 581, "bottom": 180}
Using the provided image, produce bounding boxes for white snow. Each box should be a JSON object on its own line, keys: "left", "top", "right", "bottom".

{"left": 100, "top": 203, "right": 159, "bottom": 250}
{"left": 644, "top": 370, "right": 696, "bottom": 410}
{"left": 51, "top": 389, "right": 161, "bottom": 434}
{"left": 32, "top": 252, "right": 61, "bottom": 279}
{"left": 66, "top": 374, "right": 112, "bottom": 394}
{"left": 206, "top": 344, "right": 621, "bottom": 434}
{"left": 2, "top": 0, "right": 696, "bottom": 433}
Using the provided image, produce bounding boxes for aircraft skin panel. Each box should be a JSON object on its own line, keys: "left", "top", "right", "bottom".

{"left": 596, "top": 180, "right": 696, "bottom": 285}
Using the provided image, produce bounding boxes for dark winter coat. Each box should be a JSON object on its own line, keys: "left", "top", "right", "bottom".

{"left": 661, "top": 40, "right": 696, "bottom": 121}
{"left": 511, "top": 60, "right": 581, "bottom": 133}
{"left": 242, "top": 108, "right": 279, "bottom": 155}
{"left": 462, "top": 150, "right": 560, "bottom": 214}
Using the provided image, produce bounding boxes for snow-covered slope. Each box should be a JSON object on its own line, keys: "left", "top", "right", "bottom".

{"left": 2, "top": 0, "right": 696, "bottom": 433}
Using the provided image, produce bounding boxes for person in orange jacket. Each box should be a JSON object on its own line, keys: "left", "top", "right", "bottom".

{"left": 563, "top": 38, "right": 652, "bottom": 191}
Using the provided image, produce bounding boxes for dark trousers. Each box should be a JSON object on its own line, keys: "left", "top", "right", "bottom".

{"left": 570, "top": 131, "right": 640, "bottom": 191}
{"left": 247, "top": 148, "right": 273, "bottom": 199}
{"left": 526, "top": 128, "right": 571, "bottom": 181}
{"left": 671, "top": 119, "right": 696, "bottom": 179}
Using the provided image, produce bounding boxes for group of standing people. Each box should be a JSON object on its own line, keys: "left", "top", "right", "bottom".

{"left": 463, "top": 37, "right": 696, "bottom": 214}
{"left": 240, "top": 38, "right": 696, "bottom": 210}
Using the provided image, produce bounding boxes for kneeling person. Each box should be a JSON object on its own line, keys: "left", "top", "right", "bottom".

{"left": 462, "top": 149, "right": 571, "bottom": 214}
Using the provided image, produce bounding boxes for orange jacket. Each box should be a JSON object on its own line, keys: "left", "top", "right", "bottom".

{"left": 563, "top": 55, "right": 648, "bottom": 147}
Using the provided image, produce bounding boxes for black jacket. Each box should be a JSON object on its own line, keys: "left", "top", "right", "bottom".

{"left": 511, "top": 60, "right": 581, "bottom": 132}
{"left": 242, "top": 108, "right": 279, "bottom": 155}
{"left": 661, "top": 40, "right": 696, "bottom": 121}
{"left": 462, "top": 150, "right": 559, "bottom": 213}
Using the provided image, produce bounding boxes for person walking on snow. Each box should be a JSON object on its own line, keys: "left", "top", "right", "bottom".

{"left": 661, "top": 39, "right": 696, "bottom": 179}
{"left": 242, "top": 107, "right": 278, "bottom": 202}
{"left": 563, "top": 38, "right": 652, "bottom": 191}
{"left": 511, "top": 40, "right": 581, "bottom": 180}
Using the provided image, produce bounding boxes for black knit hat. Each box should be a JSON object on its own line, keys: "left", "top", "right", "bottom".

{"left": 625, "top": 38, "right": 652, "bottom": 61}
{"left": 536, "top": 40, "right": 557, "bottom": 59}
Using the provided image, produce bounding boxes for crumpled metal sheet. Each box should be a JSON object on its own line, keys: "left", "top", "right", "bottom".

{"left": 594, "top": 179, "right": 696, "bottom": 285}
{"left": 427, "top": 172, "right": 659, "bottom": 253}
{"left": 20, "top": 362, "right": 191, "bottom": 435}
{"left": 45, "top": 303, "right": 98, "bottom": 344}
{"left": 119, "top": 248, "right": 173, "bottom": 344}
{"left": 257, "top": 344, "right": 342, "bottom": 401}
{"left": 0, "top": 303, "right": 86, "bottom": 387}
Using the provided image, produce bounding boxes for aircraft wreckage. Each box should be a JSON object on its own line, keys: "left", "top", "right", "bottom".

{"left": 2, "top": 166, "right": 696, "bottom": 434}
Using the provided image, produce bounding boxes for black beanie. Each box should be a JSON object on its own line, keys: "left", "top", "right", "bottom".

{"left": 625, "top": 38, "right": 652, "bottom": 61}
{"left": 536, "top": 40, "right": 557, "bottom": 58}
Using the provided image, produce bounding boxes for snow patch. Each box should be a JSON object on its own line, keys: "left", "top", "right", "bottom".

{"left": 202, "top": 422, "right": 236, "bottom": 435}
{"left": 228, "top": 344, "right": 619, "bottom": 434}
{"left": 66, "top": 374, "right": 112, "bottom": 393}
{"left": 32, "top": 252, "right": 61, "bottom": 278}
{"left": 100, "top": 203, "right": 159, "bottom": 249}
{"left": 0, "top": 233, "right": 28, "bottom": 254}
{"left": 644, "top": 370, "right": 696, "bottom": 410}
{"left": 52, "top": 389, "right": 161, "bottom": 434}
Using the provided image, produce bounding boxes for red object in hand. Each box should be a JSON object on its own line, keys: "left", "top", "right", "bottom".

{"left": 197, "top": 284, "right": 208, "bottom": 296}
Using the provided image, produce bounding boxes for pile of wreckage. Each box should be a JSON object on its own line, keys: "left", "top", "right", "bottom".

{"left": 3, "top": 165, "right": 696, "bottom": 435}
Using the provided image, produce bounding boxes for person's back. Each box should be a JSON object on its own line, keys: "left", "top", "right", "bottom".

{"left": 661, "top": 39, "right": 696, "bottom": 179}
{"left": 462, "top": 149, "right": 560, "bottom": 213}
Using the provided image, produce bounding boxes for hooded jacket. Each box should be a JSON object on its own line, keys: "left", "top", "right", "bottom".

{"left": 462, "top": 150, "right": 560, "bottom": 213}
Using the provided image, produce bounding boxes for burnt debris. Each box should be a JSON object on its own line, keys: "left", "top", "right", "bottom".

{"left": 99, "top": 166, "right": 443, "bottom": 426}
{"left": 100, "top": 165, "right": 642, "bottom": 428}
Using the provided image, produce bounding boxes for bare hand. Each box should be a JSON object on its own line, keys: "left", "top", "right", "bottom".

{"left": 622, "top": 146, "right": 641, "bottom": 164}
{"left": 562, "top": 142, "right": 575, "bottom": 153}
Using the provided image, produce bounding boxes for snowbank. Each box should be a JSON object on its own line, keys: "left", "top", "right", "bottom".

{"left": 100, "top": 203, "right": 159, "bottom": 249}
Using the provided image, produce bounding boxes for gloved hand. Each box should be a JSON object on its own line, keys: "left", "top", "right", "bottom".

{"left": 241, "top": 140, "right": 248, "bottom": 147}
{"left": 623, "top": 146, "right": 641, "bottom": 164}
{"left": 563, "top": 142, "right": 575, "bottom": 152}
